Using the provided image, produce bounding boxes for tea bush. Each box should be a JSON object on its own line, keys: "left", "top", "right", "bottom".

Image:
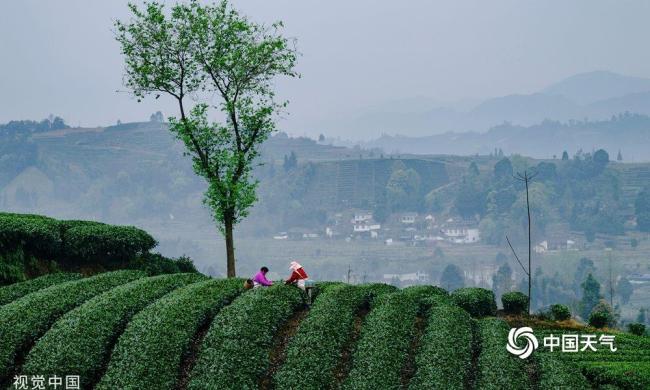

{"left": 550, "top": 303, "right": 571, "bottom": 321}
{"left": 126, "top": 252, "right": 198, "bottom": 275}
{"left": 589, "top": 311, "right": 612, "bottom": 329}
{"left": 451, "top": 287, "right": 497, "bottom": 317}
{"left": 502, "top": 291, "right": 528, "bottom": 315}
{"left": 22, "top": 273, "right": 205, "bottom": 388}
{"left": 342, "top": 291, "right": 421, "bottom": 389}
{"left": 0, "top": 272, "right": 82, "bottom": 305}
{"left": 628, "top": 323, "right": 646, "bottom": 336}
{"left": 359, "top": 282, "right": 399, "bottom": 305}
{"left": 64, "top": 223, "right": 157, "bottom": 266}
{"left": 96, "top": 278, "right": 243, "bottom": 390}
{"left": 188, "top": 285, "right": 305, "bottom": 389}
{"left": 0, "top": 213, "right": 161, "bottom": 278}
{"left": 409, "top": 304, "right": 473, "bottom": 389}
{"left": 535, "top": 353, "right": 590, "bottom": 389}
{"left": 273, "top": 284, "right": 373, "bottom": 388}
{"left": 582, "top": 362, "right": 650, "bottom": 390}
{"left": 0, "top": 270, "right": 145, "bottom": 381}
{"left": 476, "top": 318, "right": 529, "bottom": 389}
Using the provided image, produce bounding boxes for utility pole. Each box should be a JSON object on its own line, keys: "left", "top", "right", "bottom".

{"left": 347, "top": 264, "right": 351, "bottom": 284}
{"left": 607, "top": 248, "right": 614, "bottom": 307}
{"left": 507, "top": 170, "right": 538, "bottom": 315}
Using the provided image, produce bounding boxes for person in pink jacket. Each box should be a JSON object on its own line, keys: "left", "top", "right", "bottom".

{"left": 252, "top": 266, "right": 273, "bottom": 288}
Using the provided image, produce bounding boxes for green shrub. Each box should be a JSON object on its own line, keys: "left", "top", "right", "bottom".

{"left": 589, "top": 301, "right": 615, "bottom": 328}
{"left": 402, "top": 284, "right": 448, "bottom": 300}
{"left": 0, "top": 273, "right": 82, "bottom": 305}
{"left": 127, "top": 253, "right": 197, "bottom": 275}
{"left": 401, "top": 285, "right": 449, "bottom": 315}
{"left": 535, "top": 353, "right": 590, "bottom": 389}
{"left": 0, "top": 213, "right": 164, "bottom": 278}
{"left": 22, "top": 273, "right": 205, "bottom": 388}
{"left": 0, "top": 270, "right": 145, "bottom": 382}
{"left": 582, "top": 362, "right": 650, "bottom": 390}
{"left": 96, "top": 278, "right": 243, "bottom": 390}
{"left": 0, "top": 214, "right": 60, "bottom": 259}
{"left": 451, "top": 287, "right": 497, "bottom": 317}
{"left": 64, "top": 223, "right": 157, "bottom": 266}
{"left": 628, "top": 323, "right": 646, "bottom": 336}
{"left": 273, "top": 284, "right": 375, "bottom": 388}
{"left": 550, "top": 304, "right": 571, "bottom": 321}
{"left": 409, "top": 304, "right": 473, "bottom": 389}
{"left": 502, "top": 291, "right": 529, "bottom": 315}
{"left": 188, "top": 285, "right": 305, "bottom": 389}
{"left": 359, "top": 282, "right": 399, "bottom": 302}
{"left": 343, "top": 291, "right": 422, "bottom": 389}
{"left": 476, "top": 318, "right": 529, "bottom": 389}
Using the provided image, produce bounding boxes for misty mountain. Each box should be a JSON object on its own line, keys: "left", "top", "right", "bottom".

{"left": 587, "top": 91, "right": 650, "bottom": 117}
{"left": 363, "top": 113, "right": 650, "bottom": 161}
{"left": 543, "top": 70, "right": 650, "bottom": 105}
{"left": 466, "top": 93, "right": 582, "bottom": 127}
{"left": 320, "top": 71, "right": 650, "bottom": 138}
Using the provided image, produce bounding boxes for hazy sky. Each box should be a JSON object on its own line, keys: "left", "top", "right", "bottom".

{"left": 2, "top": 0, "right": 650, "bottom": 137}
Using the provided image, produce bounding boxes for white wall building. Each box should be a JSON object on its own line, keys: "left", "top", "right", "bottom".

{"left": 441, "top": 227, "right": 480, "bottom": 243}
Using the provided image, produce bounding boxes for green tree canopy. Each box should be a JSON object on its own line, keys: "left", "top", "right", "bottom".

{"left": 494, "top": 157, "right": 513, "bottom": 179}
{"left": 635, "top": 187, "right": 650, "bottom": 232}
{"left": 492, "top": 263, "right": 513, "bottom": 301}
{"left": 440, "top": 263, "right": 464, "bottom": 291}
{"left": 115, "top": 0, "right": 298, "bottom": 276}
{"left": 580, "top": 273, "right": 602, "bottom": 320}
{"left": 386, "top": 167, "right": 421, "bottom": 211}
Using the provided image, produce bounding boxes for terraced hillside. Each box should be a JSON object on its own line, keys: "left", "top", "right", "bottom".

{"left": 294, "top": 158, "right": 449, "bottom": 210}
{"left": 1, "top": 274, "right": 648, "bottom": 389}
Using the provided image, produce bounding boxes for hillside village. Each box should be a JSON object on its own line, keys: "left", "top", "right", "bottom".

{"left": 274, "top": 210, "right": 481, "bottom": 246}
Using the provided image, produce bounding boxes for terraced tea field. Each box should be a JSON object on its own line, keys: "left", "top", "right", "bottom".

{"left": 0, "top": 272, "right": 648, "bottom": 389}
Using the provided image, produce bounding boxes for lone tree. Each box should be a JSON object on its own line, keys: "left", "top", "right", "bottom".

{"left": 116, "top": 1, "right": 298, "bottom": 277}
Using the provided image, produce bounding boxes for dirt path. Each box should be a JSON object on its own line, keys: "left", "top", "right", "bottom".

{"left": 468, "top": 320, "right": 481, "bottom": 390}
{"left": 331, "top": 305, "right": 371, "bottom": 387}
{"left": 259, "top": 308, "right": 310, "bottom": 390}
{"left": 400, "top": 316, "right": 426, "bottom": 389}
{"left": 175, "top": 320, "right": 213, "bottom": 390}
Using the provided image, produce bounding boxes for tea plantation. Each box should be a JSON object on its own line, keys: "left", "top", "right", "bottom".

{"left": 0, "top": 273, "right": 648, "bottom": 389}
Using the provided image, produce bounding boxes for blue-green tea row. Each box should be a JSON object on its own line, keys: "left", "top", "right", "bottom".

{"left": 21, "top": 273, "right": 206, "bottom": 388}
{"left": 188, "top": 284, "right": 305, "bottom": 389}
{"left": 95, "top": 278, "right": 243, "bottom": 390}
{"left": 0, "top": 273, "right": 82, "bottom": 306}
{"left": 272, "top": 283, "right": 395, "bottom": 388}
{"left": 0, "top": 270, "right": 146, "bottom": 381}
{"left": 343, "top": 290, "right": 423, "bottom": 389}
{"left": 476, "top": 318, "right": 529, "bottom": 390}
{"left": 409, "top": 304, "right": 474, "bottom": 389}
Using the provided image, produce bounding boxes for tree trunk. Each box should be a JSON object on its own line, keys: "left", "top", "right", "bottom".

{"left": 225, "top": 218, "right": 236, "bottom": 277}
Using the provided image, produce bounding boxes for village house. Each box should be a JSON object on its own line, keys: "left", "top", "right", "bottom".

{"left": 383, "top": 271, "right": 429, "bottom": 286}
{"left": 351, "top": 210, "right": 381, "bottom": 237}
{"left": 400, "top": 212, "right": 418, "bottom": 224}
{"left": 440, "top": 224, "right": 480, "bottom": 244}
{"left": 533, "top": 239, "right": 576, "bottom": 253}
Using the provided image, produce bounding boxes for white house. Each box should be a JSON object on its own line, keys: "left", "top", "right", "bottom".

{"left": 352, "top": 210, "right": 381, "bottom": 236}
{"left": 353, "top": 211, "right": 373, "bottom": 223}
{"left": 535, "top": 239, "right": 575, "bottom": 253}
{"left": 353, "top": 223, "right": 381, "bottom": 233}
{"left": 400, "top": 213, "right": 418, "bottom": 224}
{"left": 441, "top": 226, "right": 480, "bottom": 243}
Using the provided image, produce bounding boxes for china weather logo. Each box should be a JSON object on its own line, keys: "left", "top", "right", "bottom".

{"left": 506, "top": 327, "right": 539, "bottom": 359}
